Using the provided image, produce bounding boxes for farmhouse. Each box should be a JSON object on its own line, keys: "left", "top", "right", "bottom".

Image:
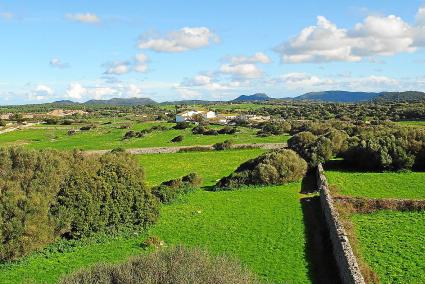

{"left": 175, "top": 110, "right": 216, "bottom": 122}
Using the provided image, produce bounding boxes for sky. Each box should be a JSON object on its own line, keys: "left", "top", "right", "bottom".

{"left": 1, "top": 0, "right": 425, "bottom": 104}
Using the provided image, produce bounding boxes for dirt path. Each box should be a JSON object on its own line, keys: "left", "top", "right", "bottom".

{"left": 0, "top": 123, "right": 39, "bottom": 135}
{"left": 85, "top": 142, "right": 288, "bottom": 155}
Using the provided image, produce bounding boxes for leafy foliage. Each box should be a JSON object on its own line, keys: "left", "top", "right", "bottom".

{"left": 216, "top": 149, "right": 307, "bottom": 189}
{"left": 0, "top": 148, "right": 159, "bottom": 261}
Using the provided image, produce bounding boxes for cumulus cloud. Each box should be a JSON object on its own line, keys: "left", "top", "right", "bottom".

{"left": 134, "top": 53, "right": 149, "bottom": 73}
{"left": 65, "top": 13, "right": 101, "bottom": 24}
{"left": 273, "top": 72, "right": 400, "bottom": 93}
{"left": 64, "top": 82, "right": 145, "bottom": 101}
{"left": 104, "top": 62, "right": 131, "bottom": 75}
{"left": 219, "top": 63, "right": 262, "bottom": 79}
{"left": 275, "top": 7, "right": 425, "bottom": 63}
{"left": 138, "top": 27, "right": 219, "bottom": 52}
{"left": 65, "top": 83, "right": 87, "bottom": 99}
{"left": 50, "top": 58, "right": 70, "bottom": 69}
{"left": 28, "top": 84, "right": 54, "bottom": 101}
{"left": 227, "top": 52, "right": 272, "bottom": 64}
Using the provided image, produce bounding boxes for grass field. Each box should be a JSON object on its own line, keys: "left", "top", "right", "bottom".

{"left": 0, "top": 149, "right": 311, "bottom": 284}
{"left": 396, "top": 120, "right": 425, "bottom": 127}
{"left": 351, "top": 210, "right": 425, "bottom": 283}
{"left": 325, "top": 170, "right": 425, "bottom": 199}
{"left": 0, "top": 121, "right": 289, "bottom": 150}
{"left": 137, "top": 149, "right": 265, "bottom": 186}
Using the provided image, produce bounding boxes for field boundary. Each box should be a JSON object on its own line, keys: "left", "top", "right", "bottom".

{"left": 316, "top": 164, "right": 365, "bottom": 284}
{"left": 85, "top": 142, "right": 287, "bottom": 155}
{"left": 334, "top": 196, "right": 425, "bottom": 213}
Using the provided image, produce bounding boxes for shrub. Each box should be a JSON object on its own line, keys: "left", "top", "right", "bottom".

{"left": 218, "top": 126, "right": 238, "bottom": 135}
{"left": 0, "top": 119, "right": 6, "bottom": 127}
{"left": 171, "top": 135, "right": 184, "bottom": 143}
{"left": 123, "top": 130, "right": 144, "bottom": 139}
{"left": 79, "top": 125, "right": 92, "bottom": 131}
{"left": 60, "top": 246, "right": 259, "bottom": 284}
{"left": 288, "top": 131, "right": 333, "bottom": 167}
{"left": 173, "top": 121, "right": 191, "bottom": 129}
{"left": 0, "top": 148, "right": 159, "bottom": 261}
{"left": 192, "top": 125, "right": 207, "bottom": 134}
{"left": 342, "top": 136, "right": 416, "bottom": 171}
{"left": 152, "top": 173, "right": 202, "bottom": 203}
{"left": 256, "top": 121, "right": 290, "bottom": 136}
{"left": 215, "top": 149, "right": 307, "bottom": 189}
{"left": 67, "top": 130, "right": 77, "bottom": 136}
{"left": 62, "top": 119, "right": 74, "bottom": 125}
{"left": 213, "top": 140, "right": 233, "bottom": 151}
{"left": 45, "top": 118, "right": 59, "bottom": 125}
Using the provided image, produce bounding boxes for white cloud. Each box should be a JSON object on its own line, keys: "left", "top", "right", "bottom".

{"left": 28, "top": 84, "right": 54, "bottom": 101}
{"left": 134, "top": 53, "right": 149, "bottom": 73}
{"left": 66, "top": 13, "right": 100, "bottom": 24}
{"left": 275, "top": 7, "right": 425, "bottom": 63}
{"left": 50, "top": 58, "right": 70, "bottom": 69}
{"left": 227, "top": 52, "right": 272, "bottom": 64}
{"left": 220, "top": 63, "right": 262, "bottom": 79}
{"left": 66, "top": 83, "right": 87, "bottom": 99}
{"left": 138, "top": 27, "right": 219, "bottom": 52}
{"left": 104, "top": 62, "right": 131, "bottom": 75}
{"left": 274, "top": 72, "right": 401, "bottom": 93}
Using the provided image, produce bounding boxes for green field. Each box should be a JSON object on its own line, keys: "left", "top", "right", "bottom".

{"left": 0, "top": 121, "right": 289, "bottom": 150}
{"left": 396, "top": 120, "right": 425, "bottom": 127}
{"left": 138, "top": 149, "right": 265, "bottom": 186}
{"left": 0, "top": 149, "right": 311, "bottom": 283}
{"left": 352, "top": 210, "right": 425, "bottom": 283}
{"left": 326, "top": 170, "right": 425, "bottom": 199}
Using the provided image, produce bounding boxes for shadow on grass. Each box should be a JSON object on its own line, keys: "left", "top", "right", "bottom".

{"left": 301, "top": 175, "right": 341, "bottom": 284}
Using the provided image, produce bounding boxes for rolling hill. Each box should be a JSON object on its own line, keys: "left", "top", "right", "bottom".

{"left": 232, "top": 93, "right": 272, "bottom": 102}
{"left": 294, "top": 91, "right": 379, "bottom": 102}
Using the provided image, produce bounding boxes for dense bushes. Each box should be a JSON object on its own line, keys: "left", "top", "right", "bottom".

{"left": 216, "top": 149, "right": 307, "bottom": 189}
{"left": 213, "top": 140, "right": 233, "bottom": 151}
{"left": 288, "top": 131, "right": 333, "bottom": 167}
{"left": 152, "top": 173, "right": 202, "bottom": 203}
{"left": 171, "top": 135, "right": 184, "bottom": 142}
{"left": 256, "top": 121, "right": 290, "bottom": 136}
{"left": 60, "top": 246, "right": 259, "bottom": 284}
{"left": 173, "top": 121, "right": 192, "bottom": 129}
{"left": 0, "top": 148, "right": 159, "bottom": 261}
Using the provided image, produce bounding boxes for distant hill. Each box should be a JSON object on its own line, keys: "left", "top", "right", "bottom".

{"left": 232, "top": 93, "right": 271, "bottom": 102}
{"left": 161, "top": 99, "right": 218, "bottom": 105}
{"left": 295, "top": 91, "right": 379, "bottom": 102}
{"left": 374, "top": 91, "right": 425, "bottom": 102}
{"left": 84, "top": 97, "right": 157, "bottom": 106}
{"left": 52, "top": 100, "right": 79, "bottom": 105}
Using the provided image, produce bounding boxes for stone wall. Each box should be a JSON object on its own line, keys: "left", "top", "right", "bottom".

{"left": 316, "top": 164, "right": 366, "bottom": 284}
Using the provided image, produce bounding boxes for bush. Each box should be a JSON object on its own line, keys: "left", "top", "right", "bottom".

{"left": 62, "top": 119, "right": 74, "bottom": 125}
{"left": 60, "top": 246, "right": 259, "bottom": 284}
{"left": 45, "top": 118, "right": 59, "bottom": 125}
{"left": 288, "top": 131, "right": 333, "bottom": 167}
{"left": 123, "top": 130, "right": 144, "bottom": 139}
{"left": 79, "top": 125, "right": 92, "bottom": 131}
{"left": 218, "top": 126, "right": 238, "bottom": 135}
{"left": 0, "top": 148, "right": 159, "bottom": 261}
{"left": 213, "top": 140, "right": 233, "bottom": 151}
{"left": 0, "top": 119, "right": 6, "bottom": 127}
{"left": 256, "top": 121, "right": 290, "bottom": 136}
{"left": 152, "top": 173, "right": 202, "bottom": 203}
{"left": 342, "top": 136, "right": 416, "bottom": 171}
{"left": 173, "top": 121, "right": 191, "bottom": 129}
{"left": 171, "top": 135, "right": 184, "bottom": 143}
{"left": 215, "top": 149, "right": 307, "bottom": 189}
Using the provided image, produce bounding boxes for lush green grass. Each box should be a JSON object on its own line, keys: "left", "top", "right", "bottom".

{"left": 326, "top": 170, "right": 425, "bottom": 199}
{"left": 0, "top": 186, "right": 310, "bottom": 284}
{"left": 138, "top": 149, "right": 265, "bottom": 186}
{"left": 352, "top": 210, "right": 425, "bottom": 283}
{"left": 0, "top": 121, "right": 289, "bottom": 150}
{"left": 396, "top": 120, "right": 425, "bottom": 127}
{"left": 0, "top": 150, "right": 310, "bottom": 283}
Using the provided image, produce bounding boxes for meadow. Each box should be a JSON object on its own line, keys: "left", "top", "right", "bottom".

{"left": 0, "top": 149, "right": 312, "bottom": 284}
{"left": 351, "top": 210, "right": 425, "bottom": 283}
{"left": 325, "top": 170, "right": 425, "bottom": 199}
{"left": 0, "top": 121, "right": 289, "bottom": 150}
{"left": 137, "top": 149, "right": 265, "bottom": 186}
{"left": 396, "top": 120, "right": 425, "bottom": 127}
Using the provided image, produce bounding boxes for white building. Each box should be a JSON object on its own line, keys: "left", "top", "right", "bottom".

{"left": 175, "top": 110, "right": 216, "bottom": 122}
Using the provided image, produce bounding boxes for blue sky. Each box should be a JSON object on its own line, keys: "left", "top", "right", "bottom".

{"left": 1, "top": 0, "right": 425, "bottom": 104}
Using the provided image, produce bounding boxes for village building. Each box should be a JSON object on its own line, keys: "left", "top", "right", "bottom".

{"left": 175, "top": 110, "right": 216, "bottom": 122}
